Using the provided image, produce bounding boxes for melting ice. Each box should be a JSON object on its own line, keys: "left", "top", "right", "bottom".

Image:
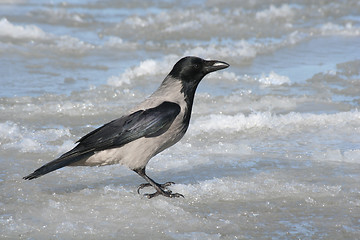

{"left": 1, "top": 0, "right": 360, "bottom": 239}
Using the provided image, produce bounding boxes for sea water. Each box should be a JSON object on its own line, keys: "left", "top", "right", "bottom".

{"left": 1, "top": 0, "right": 360, "bottom": 239}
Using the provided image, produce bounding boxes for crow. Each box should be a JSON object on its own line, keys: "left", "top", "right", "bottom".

{"left": 23, "top": 56, "right": 229, "bottom": 198}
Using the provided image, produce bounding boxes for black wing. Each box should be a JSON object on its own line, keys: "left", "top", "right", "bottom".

{"left": 23, "top": 101, "right": 181, "bottom": 180}
{"left": 71, "top": 101, "right": 180, "bottom": 153}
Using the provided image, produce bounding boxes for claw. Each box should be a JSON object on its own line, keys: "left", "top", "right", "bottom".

{"left": 137, "top": 183, "right": 151, "bottom": 194}
{"left": 162, "top": 181, "right": 175, "bottom": 187}
{"left": 168, "top": 192, "right": 184, "bottom": 198}
{"left": 144, "top": 191, "right": 161, "bottom": 199}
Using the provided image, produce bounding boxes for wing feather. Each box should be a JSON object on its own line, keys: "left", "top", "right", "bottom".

{"left": 23, "top": 101, "right": 181, "bottom": 179}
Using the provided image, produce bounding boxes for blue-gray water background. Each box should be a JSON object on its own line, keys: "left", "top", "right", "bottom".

{"left": 1, "top": 0, "right": 360, "bottom": 239}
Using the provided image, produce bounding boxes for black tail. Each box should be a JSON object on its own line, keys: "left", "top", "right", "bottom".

{"left": 23, "top": 151, "right": 94, "bottom": 180}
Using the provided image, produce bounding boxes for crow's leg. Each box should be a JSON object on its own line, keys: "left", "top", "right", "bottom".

{"left": 133, "top": 168, "right": 184, "bottom": 199}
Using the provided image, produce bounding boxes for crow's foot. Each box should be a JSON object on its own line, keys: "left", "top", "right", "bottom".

{"left": 144, "top": 190, "right": 184, "bottom": 199}
{"left": 133, "top": 168, "right": 184, "bottom": 199}
{"left": 137, "top": 181, "right": 174, "bottom": 194}
{"left": 137, "top": 181, "right": 183, "bottom": 199}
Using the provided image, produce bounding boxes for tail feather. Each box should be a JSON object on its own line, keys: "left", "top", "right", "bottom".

{"left": 23, "top": 152, "right": 94, "bottom": 180}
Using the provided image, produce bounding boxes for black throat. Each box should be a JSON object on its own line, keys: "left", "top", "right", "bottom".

{"left": 180, "top": 80, "right": 200, "bottom": 127}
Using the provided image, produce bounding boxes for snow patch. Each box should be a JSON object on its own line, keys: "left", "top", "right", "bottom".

{"left": 258, "top": 71, "right": 291, "bottom": 86}
{"left": 256, "top": 4, "right": 295, "bottom": 20}
{"left": 0, "top": 18, "right": 49, "bottom": 40}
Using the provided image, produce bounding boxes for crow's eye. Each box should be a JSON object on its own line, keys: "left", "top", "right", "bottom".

{"left": 193, "top": 64, "right": 200, "bottom": 69}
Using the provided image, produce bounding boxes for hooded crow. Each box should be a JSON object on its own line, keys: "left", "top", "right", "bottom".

{"left": 23, "top": 56, "right": 229, "bottom": 198}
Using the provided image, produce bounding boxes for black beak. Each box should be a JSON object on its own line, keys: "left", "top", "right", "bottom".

{"left": 203, "top": 60, "right": 230, "bottom": 74}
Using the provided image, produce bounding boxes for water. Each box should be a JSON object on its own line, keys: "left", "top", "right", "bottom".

{"left": 1, "top": 0, "right": 360, "bottom": 239}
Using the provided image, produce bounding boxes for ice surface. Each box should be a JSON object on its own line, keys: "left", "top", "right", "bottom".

{"left": 184, "top": 40, "right": 257, "bottom": 59}
{"left": 107, "top": 55, "right": 177, "bottom": 87}
{"left": 1, "top": 0, "right": 360, "bottom": 239}
{"left": 104, "top": 37, "right": 138, "bottom": 50}
{"left": 0, "top": 18, "right": 49, "bottom": 40}
{"left": 258, "top": 71, "right": 291, "bottom": 85}
{"left": 255, "top": 4, "right": 295, "bottom": 21}
{"left": 190, "top": 111, "right": 360, "bottom": 135}
{"left": 0, "top": 121, "right": 72, "bottom": 153}
{"left": 321, "top": 22, "right": 360, "bottom": 36}
{"left": 29, "top": 8, "right": 86, "bottom": 25}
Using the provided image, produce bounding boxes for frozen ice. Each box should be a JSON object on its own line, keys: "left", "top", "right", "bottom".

{"left": 185, "top": 40, "right": 257, "bottom": 59}
{"left": 1, "top": 0, "right": 360, "bottom": 239}
{"left": 320, "top": 22, "right": 360, "bottom": 36}
{"left": 256, "top": 4, "right": 295, "bottom": 21}
{"left": 0, "top": 18, "right": 49, "bottom": 40}
{"left": 107, "top": 55, "right": 178, "bottom": 86}
{"left": 190, "top": 111, "right": 360, "bottom": 135}
{"left": 258, "top": 71, "right": 291, "bottom": 85}
{"left": 104, "top": 37, "right": 137, "bottom": 50}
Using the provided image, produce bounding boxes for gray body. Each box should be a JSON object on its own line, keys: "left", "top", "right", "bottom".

{"left": 24, "top": 56, "right": 229, "bottom": 198}
{"left": 73, "top": 78, "right": 187, "bottom": 170}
